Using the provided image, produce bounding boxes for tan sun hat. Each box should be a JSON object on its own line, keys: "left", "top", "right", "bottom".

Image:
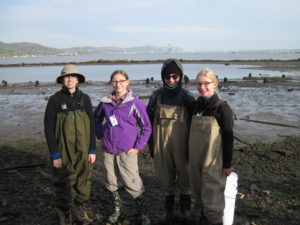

{"left": 56, "top": 64, "right": 85, "bottom": 84}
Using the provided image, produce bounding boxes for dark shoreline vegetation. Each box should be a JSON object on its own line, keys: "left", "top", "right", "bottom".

{"left": 0, "top": 58, "right": 300, "bottom": 68}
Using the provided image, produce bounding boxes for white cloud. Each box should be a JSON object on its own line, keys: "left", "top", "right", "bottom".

{"left": 110, "top": 26, "right": 226, "bottom": 35}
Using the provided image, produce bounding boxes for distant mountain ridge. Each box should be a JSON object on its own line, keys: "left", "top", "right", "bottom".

{"left": 0, "top": 42, "right": 184, "bottom": 57}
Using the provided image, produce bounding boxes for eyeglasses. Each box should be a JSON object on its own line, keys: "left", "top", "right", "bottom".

{"left": 164, "top": 74, "right": 179, "bottom": 80}
{"left": 196, "top": 82, "right": 213, "bottom": 87}
{"left": 111, "top": 80, "right": 127, "bottom": 85}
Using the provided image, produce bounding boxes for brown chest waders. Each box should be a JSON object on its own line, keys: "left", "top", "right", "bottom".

{"left": 153, "top": 101, "right": 190, "bottom": 195}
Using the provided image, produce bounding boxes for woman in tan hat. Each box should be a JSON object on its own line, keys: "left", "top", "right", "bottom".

{"left": 44, "top": 64, "right": 96, "bottom": 225}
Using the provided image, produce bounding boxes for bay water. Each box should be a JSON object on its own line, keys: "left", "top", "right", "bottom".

{"left": 1, "top": 52, "right": 299, "bottom": 83}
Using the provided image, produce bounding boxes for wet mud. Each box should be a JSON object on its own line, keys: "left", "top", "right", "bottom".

{"left": 0, "top": 76, "right": 299, "bottom": 224}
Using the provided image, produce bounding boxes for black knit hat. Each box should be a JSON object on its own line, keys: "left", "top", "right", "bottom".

{"left": 162, "top": 61, "right": 182, "bottom": 78}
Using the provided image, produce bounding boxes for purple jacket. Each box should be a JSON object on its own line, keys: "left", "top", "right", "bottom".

{"left": 94, "top": 90, "right": 152, "bottom": 154}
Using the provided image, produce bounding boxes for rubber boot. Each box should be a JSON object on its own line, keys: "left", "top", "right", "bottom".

{"left": 73, "top": 203, "right": 92, "bottom": 225}
{"left": 160, "top": 195, "right": 175, "bottom": 225}
{"left": 108, "top": 190, "right": 121, "bottom": 224}
{"left": 180, "top": 194, "right": 191, "bottom": 221}
{"left": 135, "top": 194, "right": 151, "bottom": 225}
{"left": 199, "top": 213, "right": 210, "bottom": 225}
{"left": 57, "top": 208, "right": 72, "bottom": 225}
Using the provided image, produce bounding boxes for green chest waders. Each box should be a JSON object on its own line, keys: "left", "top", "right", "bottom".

{"left": 189, "top": 116, "right": 226, "bottom": 224}
{"left": 53, "top": 109, "right": 92, "bottom": 208}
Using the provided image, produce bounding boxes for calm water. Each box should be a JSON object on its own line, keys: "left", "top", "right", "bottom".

{"left": 0, "top": 63, "right": 298, "bottom": 83}
{"left": 1, "top": 51, "right": 300, "bottom": 65}
{"left": 1, "top": 52, "right": 299, "bottom": 83}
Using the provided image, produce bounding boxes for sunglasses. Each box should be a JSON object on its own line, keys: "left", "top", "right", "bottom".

{"left": 164, "top": 74, "right": 179, "bottom": 80}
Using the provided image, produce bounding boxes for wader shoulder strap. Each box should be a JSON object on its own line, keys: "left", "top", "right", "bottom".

{"left": 155, "top": 93, "right": 162, "bottom": 124}
{"left": 193, "top": 98, "right": 223, "bottom": 116}
{"left": 192, "top": 100, "right": 200, "bottom": 115}
{"left": 156, "top": 93, "right": 162, "bottom": 105}
{"left": 78, "top": 92, "right": 85, "bottom": 110}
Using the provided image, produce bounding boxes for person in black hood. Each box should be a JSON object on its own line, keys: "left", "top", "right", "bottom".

{"left": 147, "top": 59, "right": 195, "bottom": 223}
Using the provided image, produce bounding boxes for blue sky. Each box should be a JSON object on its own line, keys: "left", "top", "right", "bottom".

{"left": 0, "top": 0, "right": 299, "bottom": 51}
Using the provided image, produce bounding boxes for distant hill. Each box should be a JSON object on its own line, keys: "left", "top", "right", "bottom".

{"left": 0, "top": 42, "right": 61, "bottom": 57}
{"left": 0, "top": 42, "right": 185, "bottom": 57}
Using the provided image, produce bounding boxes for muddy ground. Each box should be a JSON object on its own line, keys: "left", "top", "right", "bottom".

{"left": 0, "top": 136, "right": 299, "bottom": 225}
{"left": 0, "top": 71, "right": 299, "bottom": 224}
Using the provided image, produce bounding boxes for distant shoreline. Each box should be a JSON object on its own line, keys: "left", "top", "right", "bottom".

{"left": 0, "top": 59, "right": 300, "bottom": 71}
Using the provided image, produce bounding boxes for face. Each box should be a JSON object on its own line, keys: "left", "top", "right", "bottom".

{"left": 164, "top": 73, "right": 180, "bottom": 87}
{"left": 111, "top": 73, "right": 129, "bottom": 96}
{"left": 196, "top": 75, "right": 218, "bottom": 98}
{"left": 63, "top": 75, "right": 78, "bottom": 92}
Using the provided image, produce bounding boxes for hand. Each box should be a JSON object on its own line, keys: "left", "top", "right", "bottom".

{"left": 88, "top": 154, "right": 96, "bottom": 164}
{"left": 127, "top": 148, "right": 139, "bottom": 154}
{"left": 53, "top": 158, "right": 62, "bottom": 168}
{"left": 222, "top": 167, "right": 234, "bottom": 176}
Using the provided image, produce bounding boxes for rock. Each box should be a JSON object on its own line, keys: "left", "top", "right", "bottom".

{"left": 1, "top": 199, "right": 7, "bottom": 207}
{"left": 262, "top": 190, "right": 270, "bottom": 195}
{"left": 0, "top": 217, "right": 9, "bottom": 223}
{"left": 249, "top": 184, "right": 258, "bottom": 191}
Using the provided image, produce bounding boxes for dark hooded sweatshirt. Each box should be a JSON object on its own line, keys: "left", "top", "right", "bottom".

{"left": 147, "top": 59, "right": 195, "bottom": 154}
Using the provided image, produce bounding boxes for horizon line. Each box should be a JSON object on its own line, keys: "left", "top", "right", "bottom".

{"left": 1, "top": 41, "right": 300, "bottom": 53}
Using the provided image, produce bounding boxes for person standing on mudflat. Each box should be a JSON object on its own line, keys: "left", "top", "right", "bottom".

{"left": 188, "top": 68, "right": 234, "bottom": 225}
{"left": 94, "top": 70, "right": 152, "bottom": 225}
{"left": 44, "top": 65, "right": 96, "bottom": 225}
{"left": 147, "top": 58, "right": 195, "bottom": 224}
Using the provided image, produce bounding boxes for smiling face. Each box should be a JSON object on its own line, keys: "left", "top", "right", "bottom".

{"left": 111, "top": 73, "right": 129, "bottom": 97}
{"left": 63, "top": 75, "right": 79, "bottom": 93}
{"left": 196, "top": 74, "right": 218, "bottom": 98}
{"left": 163, "top": 73, "right": 180, "bottom": 87}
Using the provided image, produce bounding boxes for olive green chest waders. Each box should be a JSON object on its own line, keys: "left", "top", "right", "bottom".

{"left": 53, "top": 109, "right": 93, "bottom": 209}
{"left": 153, "top": 102, "right": 190, "bottom": 195}
{"left": 189, "top": 116, "right": 226, "bottom": 224}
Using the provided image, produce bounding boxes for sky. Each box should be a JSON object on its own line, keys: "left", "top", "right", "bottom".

{"left": 0, "top": 0, "right": 299, "bottom": 52}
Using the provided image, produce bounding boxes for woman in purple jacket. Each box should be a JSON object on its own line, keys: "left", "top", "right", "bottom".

{"left": 94, "top": 70, "right": 152, "bottom": 225}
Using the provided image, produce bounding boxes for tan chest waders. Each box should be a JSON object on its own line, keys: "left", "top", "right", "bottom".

{"left": 152, "top": 100, "right": 190, "bottom": 195}
{"left": 189, "top": 116, "right": 226, "bottom": 224}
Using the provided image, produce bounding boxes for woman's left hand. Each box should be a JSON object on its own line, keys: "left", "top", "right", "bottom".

{"left": 222, "top": 167, "right": 234, "bottom": 176}
{"left": 127, "top": 148, "right": 139, "bottom": 154}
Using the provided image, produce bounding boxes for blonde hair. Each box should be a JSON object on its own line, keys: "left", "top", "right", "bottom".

{"left": 196, "top": 68, "right": 218, "bottom": 83}
{"left": 196, "top": 68, "right": 219, "bottom": 96}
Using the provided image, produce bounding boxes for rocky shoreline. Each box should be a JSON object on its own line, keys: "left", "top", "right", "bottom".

{"left": 1, "top": 59, "right": 300, "bottom": 72}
